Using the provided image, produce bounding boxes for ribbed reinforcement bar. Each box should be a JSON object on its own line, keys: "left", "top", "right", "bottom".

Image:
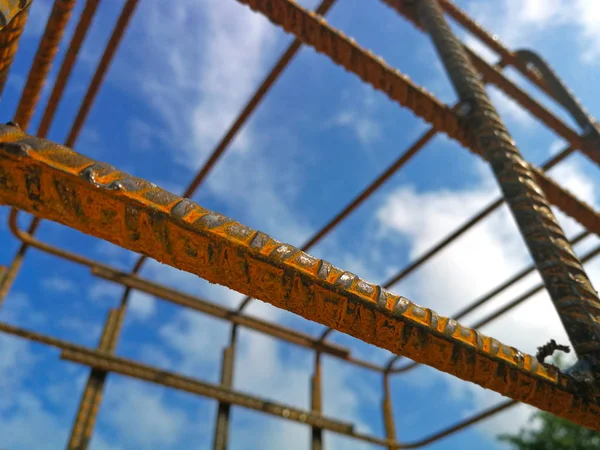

{"left": 1, "top": 124, "right": 599, "bottom": 428}
{"left": 0, "top": 4, "right": 28, "bottom": 96}
{"left": 380, "top": 0, "right": 600, "bottom": 167}
{"left": 0, "top": 0, "right": 30, "bottom": 30}
{"left": 230, "top": 0, "right": 599, "bottom": 236}
{"left": 13, "top": 0, "right": 77, "bottom": 131}
{"left": 415, "top": 0, "right": 600, "bottom": 378}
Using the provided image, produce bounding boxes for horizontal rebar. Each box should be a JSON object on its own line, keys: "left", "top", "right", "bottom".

{"left": 1, "top": 125, "right": 599, "bottom": 428}
{"left": 232, "top": 0, "right": 599, "bottom": 236}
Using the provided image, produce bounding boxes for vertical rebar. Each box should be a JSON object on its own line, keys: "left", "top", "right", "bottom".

{"left": 415, "top": 0, "right": 600, "bottom": 376}
{"left": 213, "top": 337, "right": 236, "bottom": 450}
{"left": 311, "top": 353, "right": 324, "bottom": 450}
{"left": 0, "top": 4, "right": 28, "bottom": 97}
{"left": 13, "top": 0, "right": 76, "bottom": 130}
{"left": 66, "top": 308, "right": 118, "bottom": 450}
{"left": 382, "top": 374, "right": 396, "bottom": 450}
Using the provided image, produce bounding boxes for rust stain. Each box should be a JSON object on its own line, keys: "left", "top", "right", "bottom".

{"left": 1, "top": 124, "right": 599, "bottom": 429}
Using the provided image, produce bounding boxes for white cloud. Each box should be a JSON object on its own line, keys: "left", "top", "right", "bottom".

{"left": 101, "top": 381, "right": 193, "bottom": 449}
{"left": 488, "top": 86, "right": 536, "bottom": 129}
{"left": 129, "top": 291, "right": 156, "bottom": 321}
{"left": 376, "top": 155, "right": 599, "bottom": 441}
{"left": 331, "top": 88, "right": 382, "bottom": 147}
{"left": 41, "top": 276, "right": 77, "bottom": 294}
{"left": 464, "top": 0, "right": 600, "bottom": 64}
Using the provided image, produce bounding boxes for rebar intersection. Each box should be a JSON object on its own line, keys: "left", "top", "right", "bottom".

{"left": 0, "top": 0, "right": 599, "bottom": 449}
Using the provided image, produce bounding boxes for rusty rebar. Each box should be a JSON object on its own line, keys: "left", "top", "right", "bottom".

{"left": 232, "top": 0, "right": 599, "bottom": 239}
{"left": 13, "top": 0, "right": 77, "bottom": 131}
{"left": 311, "top": 352, "right": 324, "bottom": 450}
{"left": 0, "top": 0, "right": 105, "bottom": 306}
{"left": 2, "top": 127, "right": 600, "bottom": 428}
{"left": 0, "top": 4, "right": 28, "bottom": 97}
{"left": 0, "top": 1, "right": 31, "bottom": 30}
{"left": 37, "top": 0, "right": 102, "bottom": 139}
{"left": 416, "top": 0, "right": 600, "bottom": 377}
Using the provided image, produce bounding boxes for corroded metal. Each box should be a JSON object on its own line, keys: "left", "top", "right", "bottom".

{"left": 515, "top": 49, "right": 600, "bottom": 161}
{"left": 13, "top": 0, "right": 77, "bottom": 131}
{"left": 0, "top": 0, "right": 106, "bottom": 306}
{"left": 0, "top": 0, "right": 30, "bottom": 29}
{"left": 232, "top": 0, "right": 468, "bottom": 146}
{"left": 61, "top": 347, "right": 357, "bottom": 435}
{"left": 1, "top": 128, "right": 600, "bottom": 428}
{"left": 0, "top": 4, "right": 28, "bottom": 96}
{"left": 66, "top": 0, "right": 139, "bottom": 147}
{"left": 93, "top": 266, "right": 351, "bottom": 358}
{"left": 389, "top": 242, "right": 600, "bottom": 375}
{"left": 66, "top": 309, "right": 118, "bottom": 450}
{"left": 237, "top": 123, "right": 438, "bottom": 314}
{"left": 311, "top": 353, "right": 323, "bottom": 450}
{"left": 37, "top": 0, "right": 103, "bottom": 139}
{"left": 8, "top": 208, "right": 387, "bottom": 372}
{"left": 381, "top": 0, "right": 599, "bottom": 167}
{"left": 421, "top": 0, "right": 560, "bottom": 105}
{"left": 383, "top": 374, "right": 397, "bottom": 450}
{"left": 212, "top": 345, "right": 236, "bottom": 450}
{"left": 416, "top": 0, "right": 600, "bottom": 379}
{"left": 231, "top": 0, "right": 600, "bottom": 236}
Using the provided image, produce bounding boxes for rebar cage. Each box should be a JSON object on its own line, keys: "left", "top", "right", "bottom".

{"left": 0, "top": 0, "right": 599, "bottom": 448}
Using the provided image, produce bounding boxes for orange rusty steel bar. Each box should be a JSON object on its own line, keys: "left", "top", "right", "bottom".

{"left": 58, "top": 346, "right": 517, "bottom": 448}
{"left": 85, "top": 1, "right": 343, "bottom": 448}
{"left": 37, "top": 0, "right": 103, "bottom": 139}
{"left": 416, "top": 0, "right": 600, "bottom": 379}
{"left": 91, "top": 266, "right": 353, "bottom": 360}
{"left": 212, "top": 344, "right": 236, "bottom": 450}
{"left": 60, "top": 348, "right": 358, "bottom": 435}
{"left": 382, "top": 374, "right": 397, "bottom": 450}
{"left": 66, "top": 308, "right": 118, "bottom": 450}
{"left": 380, "top": 0, "right": 599, "bottom": 166}
{"left": 0, "top": 322, "right": 357, "bottom": 438}
{"left": 319, "top": 144, "right": 579, "bottom": 343}
{"left": 1, "top": 127, "right": 600, "bottom": 429}
{"left": 0, "top": 4, "right": 28, "bottom": 97}
{"left": 0, "top": 320, "right": 513, "bottom": 449}
{"left": 388, "top": 234, "right": 598, "bottom": 375}
{"left": 237, "top": 124, "right": 438, "bottom": 314}
{"left": 230, "top": 0, "right": 600, "bottom": 237}
{"left": 6, "top": 208, "right": 388, "bottom": 371}
{"left": 0, "top": 1, "right": 31, "bottom": 29}
{"left": 66, "top": 0, "right": 138, "bottom": 148}
{"left": 13, "top": 0, "right": 77, "bottom": 131}
{"left": 311, "top": 353, "right": 324, "bottom": 450}
{"left": 0, "top": 0, "right": 110, "bottom": 307}
{"left": 184, "top": 0, "right": 338, "bottom": 199}
{"left": 235, "top": 0, "right": 468, "bottom": 147}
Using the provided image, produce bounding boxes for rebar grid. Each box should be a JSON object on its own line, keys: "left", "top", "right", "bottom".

{"left": 0, "top": 0, "right": 599, "bottom": 449}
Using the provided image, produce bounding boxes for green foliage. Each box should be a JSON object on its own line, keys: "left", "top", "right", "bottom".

{"left": 498, "top": 354, "right": 600, "bottom": 450}
{"left": 498, "top": 410, "right": 600, "bottom": 450}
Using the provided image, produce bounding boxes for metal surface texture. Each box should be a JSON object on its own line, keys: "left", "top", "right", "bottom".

{"left": 380, "top": 0, "right": 600, "bottom": 167}
{"left": 1, "top": 0, "right": 600, "bottom": 448}
{"left": 1, "top": 126, "right": 600, "bottom": 429}
{"left": 13, "top": 0, "right": 77, "bottom": 131}
{"left": 0, "top": 4, "right": 27, "bottom": 96}
{"left": 231, "top": 0, "right": 600, "bottom": 236}
{"left": 0, "top": 0, "right": 30, "bottom": 29}
{"left": 415, "top": 0, "right": 600, "bottom": 378}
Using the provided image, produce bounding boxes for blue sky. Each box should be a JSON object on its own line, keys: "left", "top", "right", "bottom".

{"left": 0, "top": 0, "right": 599, "bottom": 449}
